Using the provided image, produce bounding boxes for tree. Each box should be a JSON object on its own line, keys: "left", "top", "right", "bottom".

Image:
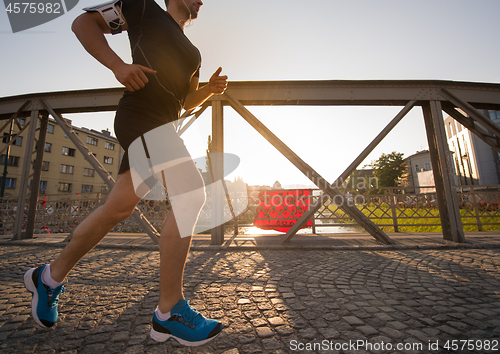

{"left": 368, "top": 151, "right": 406, "bottom": 188}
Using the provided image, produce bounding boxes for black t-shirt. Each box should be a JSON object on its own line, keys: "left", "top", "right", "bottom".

{"left": 118, "top": 0, "right": 201, "bottom": 121}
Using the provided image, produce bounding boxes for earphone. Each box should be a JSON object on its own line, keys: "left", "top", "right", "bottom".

{"left": 181, "top": 0, "right": 193, "bottom": 28}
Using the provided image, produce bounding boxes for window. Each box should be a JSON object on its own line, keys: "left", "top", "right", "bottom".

{"left": 62, "top": 146, "right": 76, "bottom": 156}
{"left": 83, "top": 168, "right": 95, "bottom": 177}
{"left": 104, "top": 156, "right": 113, "bottom": 165}
{"left": 415, "top": 164, "right": 420, "bottom": 172}
{"left": 0, "top": 155, "right": 20, "bottom": 167}
{"left": 29, "top": 180, "right": 47, "bottom": 192}
{"left": 424, "top": 162, "right": 432, "bottom": 171}
{"left": 105, "top": 141, "right": 115, "bottom": 150}
{"left": 42, "top": 161, "right": 50, "bottom": 171}
{"left": 47, "top": 124, "right": 54, "bottom": 134}
{"left": 87, "top": 136, "right": 98, "bottom": 146}
{"left": 489, "top": 110, "right": 500, "bottom": 120}
{"left": 81, "top": 185, "right": 93, "bottom": 193}
{"left": 44, "top": 142, "right": 52, "bottom": 152}
{"left": 2, "top": 133, "right": 22, "bottom": 146}
{"left": 0, "top": 177, "right": 16, "bottom": 189}
{"left": 101, "top": 186, "right": 108, "bottom": 192}
{"left": 58, "top": 183, "right": 72, "bottom": 192}
{"left": 17, "top": 118, "right": 26, "bottom": 126}
{"left": 60, "top": 164, "right": 74, "bottom": 174}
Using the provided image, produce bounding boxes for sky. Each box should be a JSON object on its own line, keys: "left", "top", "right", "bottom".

{"left": 1, "top": 0, "right": 499, "bottom": 187}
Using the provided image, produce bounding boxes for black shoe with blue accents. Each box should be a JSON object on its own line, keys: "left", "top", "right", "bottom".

{"left": 150, "top": 299, "right": 223, "bottom": 346}
{"left": 24, "top": 265, "right": 65, "bottom": 328}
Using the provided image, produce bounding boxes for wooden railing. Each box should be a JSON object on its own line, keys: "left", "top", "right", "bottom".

{"left": 2, "top": 185, "right": 499, "bottom": 236}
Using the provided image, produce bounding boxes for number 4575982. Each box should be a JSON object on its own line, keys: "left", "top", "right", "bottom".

{"left": 5, "top": 2, "right": 61, "bottom": 14}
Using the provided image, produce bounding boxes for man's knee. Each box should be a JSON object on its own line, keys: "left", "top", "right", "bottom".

{"left": 169, "top": 186, "right": 206, "bottom": 216}
{"left": 101, "top": 201, "right": 136, "bottom": 222}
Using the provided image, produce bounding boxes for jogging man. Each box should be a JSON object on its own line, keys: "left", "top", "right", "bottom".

{"left": 23, "top": 0, "right": 227, "bottom": 346}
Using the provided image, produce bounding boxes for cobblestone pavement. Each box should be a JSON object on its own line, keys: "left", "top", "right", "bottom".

{"left": 1, "top": 245, "right": 500, "bottom": 354}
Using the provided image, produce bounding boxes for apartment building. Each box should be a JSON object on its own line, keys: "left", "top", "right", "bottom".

{"left": 445, "top": 110, "right": 500, "bottom": 186}
{"left": 0, "top": 116, "right": 122, "bottom": 198}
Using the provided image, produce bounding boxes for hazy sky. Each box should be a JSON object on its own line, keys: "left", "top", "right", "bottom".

{"left": 1, "top": 0, "right": 499, "bottom": 187}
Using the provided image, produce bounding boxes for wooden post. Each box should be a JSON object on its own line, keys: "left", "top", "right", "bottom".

{"left": 389, "top": 188, "right": 399, "bottom": 232}
{"left": 211, "top": 101, "right": 224, "bottom": 245}
{"left": 470, "top": 186, "right": 483, "bottom": 231}
{"left": 422, "top": 101, "right": 465, "bottom": 242}
{"left": 12, "top": 109, "right": 39, "bottom": 240}
{"left": 25, "top": 113, "right": 48, "bottom": 238}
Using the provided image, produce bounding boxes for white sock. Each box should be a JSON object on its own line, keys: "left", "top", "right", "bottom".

{"left": 155, "top": 307, "right": 171, "bottom": 321}
{"left": 41, "top": 264, "right": 64, "bottom": 289}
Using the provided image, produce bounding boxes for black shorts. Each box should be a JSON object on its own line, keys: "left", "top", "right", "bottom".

{"left": 113, "top": 103, "right": 177, "bottom": 175}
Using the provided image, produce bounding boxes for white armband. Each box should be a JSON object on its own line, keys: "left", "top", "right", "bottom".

{"left": 83, "top": 0, "right": 125, "bottom": 35}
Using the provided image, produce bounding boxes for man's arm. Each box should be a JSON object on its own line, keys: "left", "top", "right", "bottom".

{"left": 71, "top": 9, "right": 156, "bottom": 92}
{"left": 183, "top": 67, "right": 228, "bottom": 111}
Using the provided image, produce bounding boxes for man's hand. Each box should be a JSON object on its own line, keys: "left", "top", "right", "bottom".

{"left": 113, "top": 63, "right": 157, "bottom": 92}
{"left": 209, "top": 67, "right": 228, "bottom": 94}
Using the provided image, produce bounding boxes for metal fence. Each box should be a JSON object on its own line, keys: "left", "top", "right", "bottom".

{"left": 2, "top": 184, "right": 499, "bottom": 237}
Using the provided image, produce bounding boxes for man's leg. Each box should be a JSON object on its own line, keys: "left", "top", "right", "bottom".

{"left": 50, "top": 170, "right": 141, "bottom": 281}
{"left": 150, "top": 158, "right": 222, "bottom": 346}
{"left": 157, "top": 212, "right": 192, "bottom": 314}
{"left": 24, "top": 170, "right": 141, "bottom": 327}
{"left": 156, "top": 158, "right": 205, "bottom": 313}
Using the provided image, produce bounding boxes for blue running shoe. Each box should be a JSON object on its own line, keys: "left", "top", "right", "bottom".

{"left": 150, "top": 299, "right": 223, "bottom": 346}
{"left": 24, "top": 265, "right": 65, "bottom": 328}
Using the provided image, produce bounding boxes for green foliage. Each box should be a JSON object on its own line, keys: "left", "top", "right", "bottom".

{"left": 368, "top": 151, "right": 406, "bottom": 187}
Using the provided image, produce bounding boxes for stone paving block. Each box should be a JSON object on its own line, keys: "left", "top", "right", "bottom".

{"left": 238, "top": 334, "right": 256, "bottom": 344}
{"left": 438, "top": 324, "right": 462, "bottom": 335}
{"left": 240, "top": 343, "right": 262, "bottom": 354}
{"left": 221, "top": 349, "right": 239, "bottom": 354}
{"left": 357, "top": 325, "right": 378, "bottom": 336}
{"left": 318, "top": 327, "right": 340, "bottom": 339}
{"left": 275, "top": 325, "right": 294, "bottom": 337}
{"left": 298, "top": 328, "right": 316, "bottom": 340}
{"left": 110, "top": 331, "right": 129, "bottom": 342}
{"left": 250, "top": 318, "right": 267, "bottom": 327}
{"left": 80, "top": 343, "right": 106, "bottom": 354}
{"left": 267, "top": 316, "right": 285, "bottom": 326}
{"left": 406, "top": 329, "right": 432, "bottom": 343}
{"left": 343, "top": 316, "right": 364, "bottom": 326}
{"left": 262, "top": 338, "right": 282, "bottom": 350}
{"left": 380, "top": 326, "right": 405, "bottom": 339}
{"left": 256, "top": 327, "right": 274, "bottom": 338}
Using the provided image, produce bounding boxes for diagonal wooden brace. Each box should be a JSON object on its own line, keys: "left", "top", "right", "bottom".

{"left": 224, "top": 92, "right": 395, "bottom": 245}
{"left": 41, "top": 99, "right": 161, "bottom": 244}
{"left": 281, "top": 101, "right": 416, "bottom": 243}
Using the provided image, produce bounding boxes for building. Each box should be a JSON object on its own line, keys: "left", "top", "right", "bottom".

{"left": 445, "top": 110, "right": 500, "bottom": 186}
{"left": 0, "top": 116, "right": 122, "bottom": 198}
{"left": 404, "top": 150, "right": 434, "bottom": 192}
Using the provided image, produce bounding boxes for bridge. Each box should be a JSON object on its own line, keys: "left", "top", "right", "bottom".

{"left": 1, "top": 79, "right": 500, "bottom": 245}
